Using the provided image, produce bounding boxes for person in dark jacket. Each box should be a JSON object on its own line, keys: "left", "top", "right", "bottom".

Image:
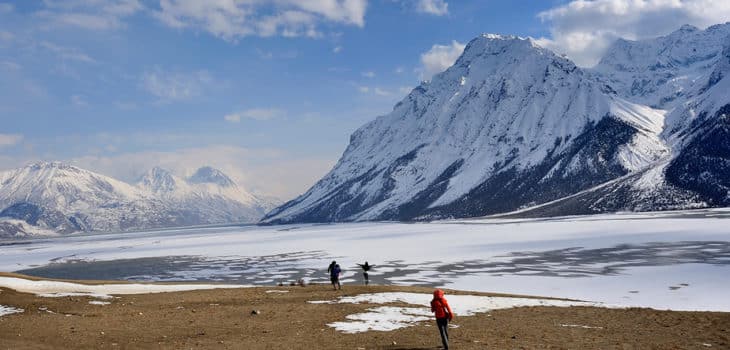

{"left": 328, "top": 261, "right": 342, "bottom": 290}
{"left": 356, "top": 261, "right": 374, "bottom": 285}
{"left": 430, "top": 289, "right": 454, "bottom": 349}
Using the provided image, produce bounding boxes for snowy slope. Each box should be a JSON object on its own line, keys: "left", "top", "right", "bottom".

{"left": 264, "top": 35, "right": 668, "bottom": 223}
{"left": 0, "top": 162, "right": 275, "bottom": 237}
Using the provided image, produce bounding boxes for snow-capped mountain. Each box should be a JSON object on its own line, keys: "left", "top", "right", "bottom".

{"left": 136, "top": 166, "right": 269, "bottom": 224}
{"left": 521, "top": 24, "right": 730, "bottom": 217}
{"left": 264, "top": 34, "right": 668, "bottom": 223}
{"left": 591, "top": 24, "right": 730, "bottom": 110}
{"left": 265, "top": 23, "right": 730, "bottom": 223}
{"left": 0, "top": 162, "right": 275, "bottom": 238}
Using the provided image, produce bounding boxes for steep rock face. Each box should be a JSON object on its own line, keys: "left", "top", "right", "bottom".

{"left": 264, "top": 35, "right": 668, "bottom": 223}
{"left": 664, "top": 43, "right": 730, "bottom": 207}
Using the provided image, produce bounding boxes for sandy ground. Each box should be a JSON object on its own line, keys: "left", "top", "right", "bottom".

{"left": 0, "top": 273, "right": 728, "bottom": 350}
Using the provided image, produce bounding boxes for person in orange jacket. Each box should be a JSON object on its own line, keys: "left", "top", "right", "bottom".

{"left": 430, "top": 289, "right": 453, "bottom": 349}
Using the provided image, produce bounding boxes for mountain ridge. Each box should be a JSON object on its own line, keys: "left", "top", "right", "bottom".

{"left": 0, "top": 162, "right": 277, "bottom": 238}
{"left": 264, "top": 23, "right": 730, "bottom": 224}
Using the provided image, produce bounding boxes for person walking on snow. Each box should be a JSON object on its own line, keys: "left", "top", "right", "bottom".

{"left": 328, "top": 261, "right": 342, "bottom": 290}
{"left": 357, "top": 261, "right": 374, "bottom": 285}
{"left": 431, "top": 289, "right": 454, "bottom": 350}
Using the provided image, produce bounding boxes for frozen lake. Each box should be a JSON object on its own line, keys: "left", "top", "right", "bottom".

{"left": 2, "top": 209, "right": 729, "bottom": 311}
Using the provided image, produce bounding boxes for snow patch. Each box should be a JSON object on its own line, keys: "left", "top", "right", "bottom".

{"left": 560, "top": 323, "right": 603, "bottom": 330}
{"left": 0, "top": 277, "right": 251, "bottom": 299}
{"left": 310, "top": 292, "right": 601, "bottom": 333}
{"left": 0, "top": 305, "right": 23, "bottom": 317}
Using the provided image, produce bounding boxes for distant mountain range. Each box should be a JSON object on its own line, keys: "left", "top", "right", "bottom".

{"left": 0, "top": 162, "right": 278, "bottom": 238}
{"left": 263, "top": 23, "right": 730, "bottom": 223}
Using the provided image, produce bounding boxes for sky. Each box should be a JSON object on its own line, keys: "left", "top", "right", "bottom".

{"left": 1, "top": 0, "right": 730, "bottom": 201}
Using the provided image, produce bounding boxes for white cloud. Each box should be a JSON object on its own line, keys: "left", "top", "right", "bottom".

{"left": 39, "top": 41, "right": 96, "bottom": 63}
{"left": 537, "top": 0, "right": 730, "bottom": 67}
{"left": 373, "top": 87, "right": 391, "bottom": 96}
{"left": 71, "top": 94, "right": 89, "bottom": 107}
{"left": 71, "top": 145, "right": 336, "bottom": 200}
{"left": 361, "top": 71, "right": 376, "bottom": 78}
{"left": 224, "top": 114, "right": 241, "bottom": 123}
{"left": 0, "top": 30, "right": 13, "bottom": 44}
{"left": 0, "top": 60, "right": 20, "bottom": 71}
{"left": 140, "top": 68, "right": 212, "bottom": 102}
{"left": 36, "top": 0, "right": 143, "bottom": 30}
{"left": 399, "top": 86, "right": 412, "bottom": 94}
{"left": 416, "top": 0, "right": 448, "bottom": 16}
{"left": 0, "top": 134, "right": 23, "bottom": 148}
{"left": 0, "top": 3, "right": 12, "bottom": 14}
{"left": 357, "top": 86, "right": 401, "bottom": 97}
{"left": 154, "top": 0, "right": 368, "bottom": 41}
{"left": 114, "top": 101, "right": 137, "bottom": 110}
{"left": 225, "top": 108, "right": 285, "bottom": 122}
{"left": 418, "top": 40, "right": 465, "bottom": 80}
{"left": 333, "top": 46, "right": 343, "bottom": 53}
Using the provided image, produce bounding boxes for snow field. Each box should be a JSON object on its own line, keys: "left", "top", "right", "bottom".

{"left": 1, "top": 210, "right": 728, "bottom": 312}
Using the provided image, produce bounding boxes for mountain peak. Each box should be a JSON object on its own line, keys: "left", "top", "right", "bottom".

{"left": 138, "top": 167, "right": 179, "bottom": 193}
{"left": 464, "top": 33, "right": 542, "bottom": 55}
{"left": 677, "top": 24, "right": 699, "bottom": 33}
{"left": 188, "top": 166, "right": 235, "bottom": 187}
{"left": 25, "top": 161, "right": 75, "bottom": 171}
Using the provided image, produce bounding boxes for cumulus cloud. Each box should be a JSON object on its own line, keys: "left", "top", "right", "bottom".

{"left": 418, "top": 40, "right": 465, "bottom": 80}
{"left": 0, "top": 134, "right": 23, "bottom": 148}
{"left": 36, "top": 0, "right": 143, "bottom": 30}
{"left": 224, "top": 108, "right": 285, "bottom": 122}
{"left": 154, "top": 0, "right": 368, "bottom": 41}
{"left": 537, "top": 0, "right": 730, "bottom": 67}
{"left": 140, "top": 68, "right": 212, "bottom": 102}
{"left": 416, "top": 0, "right": 448, "bottom": 16}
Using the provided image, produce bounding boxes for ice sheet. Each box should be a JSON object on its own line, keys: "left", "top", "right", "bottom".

{"left": 1, "top": 210, "right": 729, "bottom": 311}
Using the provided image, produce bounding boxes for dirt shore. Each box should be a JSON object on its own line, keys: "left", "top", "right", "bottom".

{"left": 1, "top": 273, "right": 728, "bottom": 349}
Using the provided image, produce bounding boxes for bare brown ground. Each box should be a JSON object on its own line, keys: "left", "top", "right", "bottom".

{"left": 0, "top": 273, "right": 728, "bottom": 350}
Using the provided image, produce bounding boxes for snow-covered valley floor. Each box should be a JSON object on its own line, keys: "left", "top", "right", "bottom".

{"left": 1, "top": 209, "right": 729, "bottom": 312}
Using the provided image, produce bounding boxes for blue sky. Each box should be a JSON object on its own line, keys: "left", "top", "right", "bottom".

{"left": 1, "top": 0, "right": 729, "bottom": 199}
